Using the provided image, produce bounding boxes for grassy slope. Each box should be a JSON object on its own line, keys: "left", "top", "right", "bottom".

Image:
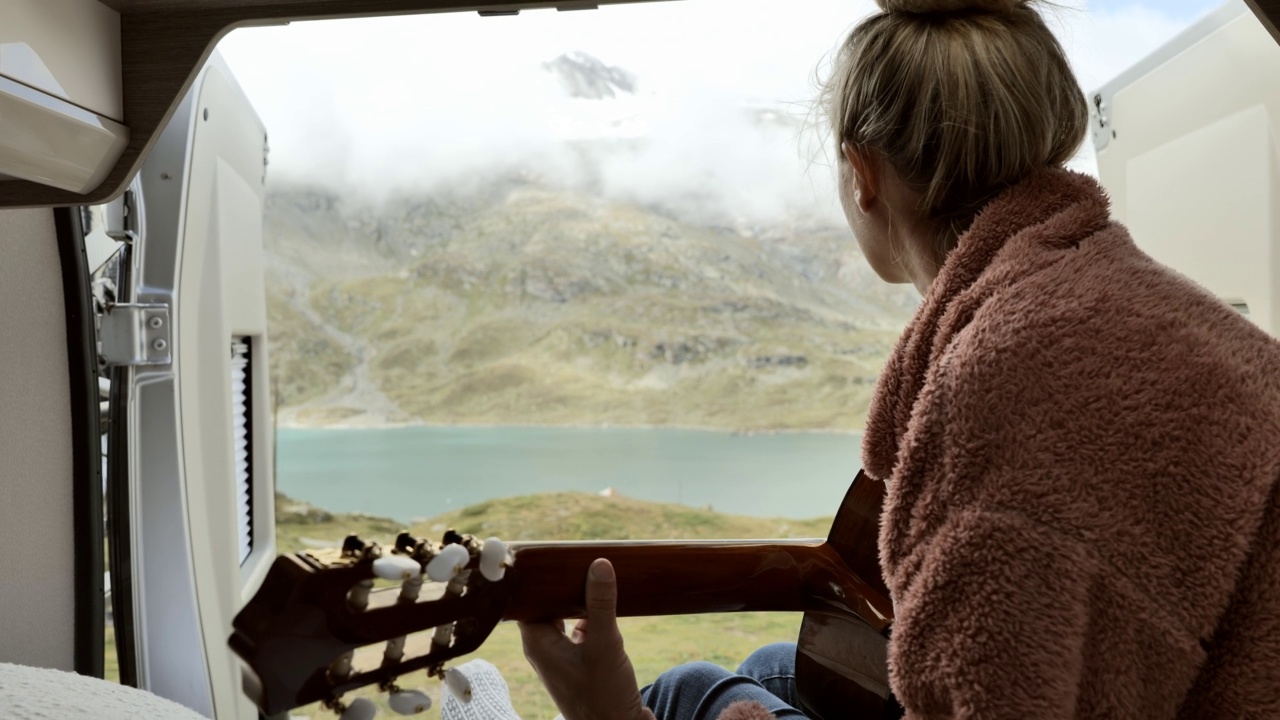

{"left": 268, "top": 185, "right": 912, "bottom": 432}
{"left": 271, "top": 492, "right": 834, "bottom": 719}
{"left": 267, "top": 286, "right": 356, "bottom": 407}
{"left": 298, "top": 270, "right": 897, "bottom": 432}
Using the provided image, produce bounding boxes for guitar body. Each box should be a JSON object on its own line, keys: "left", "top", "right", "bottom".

{"left": 796, "top": 470, "right": 899, "bottom": 720}
{"left": 797, "top": 613, "right": 894, "bottom": 719}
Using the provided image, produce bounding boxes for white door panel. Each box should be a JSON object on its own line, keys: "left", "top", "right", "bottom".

{"left": 1094, "top": 1, "right": 1280, "bottom": 334}
{"left": 119, "top": 54, "right": 273, "bottom": 719}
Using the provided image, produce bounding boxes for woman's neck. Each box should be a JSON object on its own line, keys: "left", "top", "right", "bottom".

{"left": 897, "top": 227, "right": 950, "bottom": 296}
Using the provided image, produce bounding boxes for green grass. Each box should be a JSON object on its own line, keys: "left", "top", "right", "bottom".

{"left": 105, "top": 625, "right": 119, "bottom": 683}
{"left": 275, "top": 491, "right": 833, "bottom": 551}
{"left": 272, "top": 491, "right": 832, "bottom": 719}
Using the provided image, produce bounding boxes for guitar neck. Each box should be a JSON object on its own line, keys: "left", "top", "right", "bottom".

{"left": 502, "top": 539, "right": 889, "bottom": 628}
{"left": 230, "top": 505, "right": 893, "bottom": 715}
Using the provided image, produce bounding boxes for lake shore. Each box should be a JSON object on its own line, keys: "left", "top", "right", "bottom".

{"left": 276, "top": 415, "right": 865, "bottom": 436}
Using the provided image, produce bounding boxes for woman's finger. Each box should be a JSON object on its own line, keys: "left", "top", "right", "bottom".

{"left": 518, "top": 620, "right": 571, "bottom": 660}
{"left": 584, "top": 559, "right": 619, "bottom": 642}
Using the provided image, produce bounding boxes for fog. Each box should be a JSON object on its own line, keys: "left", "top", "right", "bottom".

{"left": 217, "top": 0, "right": 1220, "bottom": 225}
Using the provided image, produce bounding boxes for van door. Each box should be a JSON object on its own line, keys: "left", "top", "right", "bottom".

{"left": 103, "top": 54, "right": 274, "bottom": 719}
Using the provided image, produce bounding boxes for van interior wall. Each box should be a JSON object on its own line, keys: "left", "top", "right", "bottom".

{"left": 0, "top": 208, "right": 78, "bottom": 671}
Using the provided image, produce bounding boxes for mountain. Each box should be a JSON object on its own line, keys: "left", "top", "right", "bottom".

{"left": 543, "top": 51, "right": 639, "bottom": 100}
{"left": 263, "top": 178, "right": 917, "bottom": 431}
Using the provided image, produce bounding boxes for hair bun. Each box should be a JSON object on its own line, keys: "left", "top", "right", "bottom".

{"left": 876, "top": 0, "right": 1023, "bottom": 14}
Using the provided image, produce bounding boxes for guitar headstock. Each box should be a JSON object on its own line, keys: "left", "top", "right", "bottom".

{"left": 230, "top": 529, "right": 517, "bottom": 716}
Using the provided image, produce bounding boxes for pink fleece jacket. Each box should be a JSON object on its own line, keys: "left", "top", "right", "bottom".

{"left": 854, "top": 167, "right": 1280, "bottom": 719}
{"left": 717, "top": 169, "right": 1280, "bottom": 720}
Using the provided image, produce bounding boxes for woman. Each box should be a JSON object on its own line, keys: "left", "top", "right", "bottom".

{"left": 521, "top": 0, "right": 1280, "bottom": 718}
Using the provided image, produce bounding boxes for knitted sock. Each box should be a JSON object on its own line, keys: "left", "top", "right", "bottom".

{"left": 440, "top": 659, "right": 523, "bottom": 720}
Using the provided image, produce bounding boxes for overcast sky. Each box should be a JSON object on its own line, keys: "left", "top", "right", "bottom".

{"left": 217, "top": 0, "right": 1228, "bottom": 220}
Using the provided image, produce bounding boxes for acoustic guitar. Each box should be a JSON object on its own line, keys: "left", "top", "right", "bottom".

{"left": 229, "top": 470, "right": 897, "bottom": 719}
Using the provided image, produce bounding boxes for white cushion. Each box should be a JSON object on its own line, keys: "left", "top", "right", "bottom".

{"left": 0, "top": 663, "right": 209, "bottom": 719}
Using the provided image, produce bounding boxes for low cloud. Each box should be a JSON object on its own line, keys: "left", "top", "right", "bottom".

{"left": 218, "top": 0, "right": 1214, "bottom": 223}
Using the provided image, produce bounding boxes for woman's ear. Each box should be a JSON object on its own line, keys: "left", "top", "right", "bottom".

{"left": 841, "top": 141, "right": 879, "bottom": 214}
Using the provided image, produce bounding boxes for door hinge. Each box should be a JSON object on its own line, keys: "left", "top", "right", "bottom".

{"left": 1091, "top": 92, "right": 1114, "bottom": 152}
{"left": 100, "top": 303, "right": 171, "bottom": 367}
{"left": 103, "top": 187, "right": 141, "bottom": 244}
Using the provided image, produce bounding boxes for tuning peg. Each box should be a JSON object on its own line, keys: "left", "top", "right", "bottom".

{"left": 348, "top": 579, "right": 374, "bottom": 611}
{"left": 479, "top": 537, "right": 513, "bottom": 582}
{"left": 388, "top": 688, "right": 433, "bottom": 715}
{"left": 395, "top": 532, "right": 418, "bottom": 553}
{"left": 342, "top": 534, "right": 367, "bottom": 556}
{"left": 444, "top": 667, "right": 473, "bottom": 703}
{"left": 330, "top": 652, "right": 354, "bottom": 680}
{"left": 426, "top": 544, "right": 470, "bottom": 582}
{"left": 339, "top": 697, "right": 377, "bottom": 720}
{"left": 373, "top": 555, "right": 422, "bottom": 582}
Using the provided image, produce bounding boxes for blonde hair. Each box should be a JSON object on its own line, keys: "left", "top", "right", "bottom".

{"left": 822, "top": 0, "right": 1088, "bottom": 242}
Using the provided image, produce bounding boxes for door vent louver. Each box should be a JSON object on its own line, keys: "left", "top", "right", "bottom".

{"left": 231, "top": 339, "right": 252, "bottom": 565}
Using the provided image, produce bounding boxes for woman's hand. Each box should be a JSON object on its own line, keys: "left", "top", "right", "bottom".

{"left": 518, "top": 559, "right": 654, "bottom": 720}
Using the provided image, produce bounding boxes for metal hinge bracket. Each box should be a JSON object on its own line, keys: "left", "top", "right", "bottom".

{"left": 1091, "top": 92, "right": 1114, "bottom": 152}
{"left": 104, "top": 187, "right": 140, "bottom": 243}
{"left": 100, "top": 303, "right": 171, "bottom": 367}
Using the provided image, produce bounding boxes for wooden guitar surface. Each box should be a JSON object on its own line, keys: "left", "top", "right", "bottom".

{"left": 229, "top": 471, "right": 895, "bottom": 718}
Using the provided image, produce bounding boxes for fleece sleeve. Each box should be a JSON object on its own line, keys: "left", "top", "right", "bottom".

{"left": 886, "top": 507, "right": 1097, "bottom": 720}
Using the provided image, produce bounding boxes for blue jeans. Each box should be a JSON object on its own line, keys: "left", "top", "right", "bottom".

{"left": 641, "top": 643, "right": 809, "bottom": 720}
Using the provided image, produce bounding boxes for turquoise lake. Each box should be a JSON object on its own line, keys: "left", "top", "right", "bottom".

{"left": 275, "top": 426, "right": 864, "bottom": 523}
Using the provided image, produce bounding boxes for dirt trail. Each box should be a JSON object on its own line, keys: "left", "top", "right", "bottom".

{"left": 273, "top": 263, "right": 409, "bottom": 428}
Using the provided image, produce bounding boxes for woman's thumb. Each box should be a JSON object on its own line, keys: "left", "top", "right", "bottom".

{"left": 584, "top": 558, "right": 619, "bottom": 638}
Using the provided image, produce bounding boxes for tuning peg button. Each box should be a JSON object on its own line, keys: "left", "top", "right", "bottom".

{"left": 374, "top": 555, "right": 422, "bottom": 582}
{"left": 480, "top": 537, "right": 513, "bottom": 582}
{"left": 426, "top": 544, "right": 470, "bottom": 582}
{"left": 444, "top": 667, "right": 473, "bottom": 702}
{"left": 388, "top": 689, "right": 433, "bottom": 715}
{"left": 339, "top": 697, "right": 378, "bottom": 720}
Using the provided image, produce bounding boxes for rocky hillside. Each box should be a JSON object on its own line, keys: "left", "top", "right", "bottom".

{"left": 263, "top": 178, "right": 917, "bottom": 431}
